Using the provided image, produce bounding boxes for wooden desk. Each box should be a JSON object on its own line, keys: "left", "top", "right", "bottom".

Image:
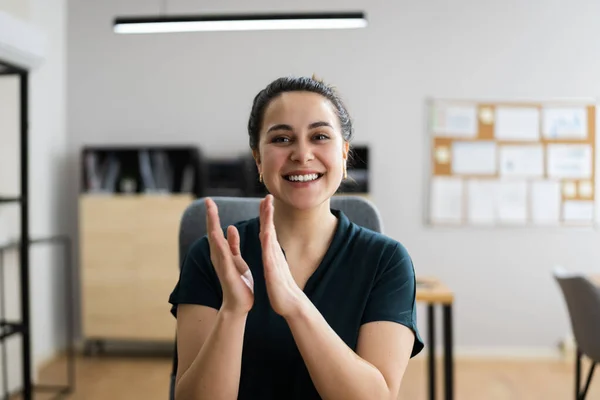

{"left": 417, "top": 276, "right": 454, "bottom": 304}
{"left": 417, "top": 276, "right": 454, "bottom": 400}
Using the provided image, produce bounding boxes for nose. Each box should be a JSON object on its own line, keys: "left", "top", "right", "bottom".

{"left": 290, "top": 140, "right": 314, "bottom": 164}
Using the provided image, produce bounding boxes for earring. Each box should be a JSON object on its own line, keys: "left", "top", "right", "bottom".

{"left": 259, "top": 173, "right": 263, "bottom": 183}
{"left": 343, "top": 166, "right": 347, "bottom": 180}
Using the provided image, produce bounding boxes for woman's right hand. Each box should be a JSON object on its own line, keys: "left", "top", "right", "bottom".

{"left": 205, "top": 198, "right": 254, "bottom": 315}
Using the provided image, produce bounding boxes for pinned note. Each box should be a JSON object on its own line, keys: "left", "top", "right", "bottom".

{"left": 495, "top": 107, "right": 540, "bottom": 141}
{"left": 499, "top": 145, "right": 544, "bottom": 177}
{"left": 531, "top": 180, "right": 561, "bottom": 225}
{"left": 432, "top": 104, "right": 477, "bottom": 138}
{"left": 496, "top": 180, "right": 528, "bottom": 224}
{"left": 452, "top": 141, "right": 497, "bottom": 175}
{"left": 563, "top": 201, "right": 594, "bottom": 222}
{"left": 547, "top": 144, "right": 592, "bottom": 179}
{"left": 430, "top": 177, "right": 463, "bottom": 224}
{"left": 542, "top": 107, "right": 587, "bottom": 139}
{"left": 466, "top": 180, "right": 496, "bottom": 225}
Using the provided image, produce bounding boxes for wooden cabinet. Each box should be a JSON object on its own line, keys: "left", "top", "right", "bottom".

{"left": 79, "top": 194, "right": 193, "bottom": 343}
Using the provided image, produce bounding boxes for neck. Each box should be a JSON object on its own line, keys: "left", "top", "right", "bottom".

{"left": 272, "top": 198, "right": 338, "bottom": 250}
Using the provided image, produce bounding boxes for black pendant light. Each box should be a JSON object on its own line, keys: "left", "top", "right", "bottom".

{"left": 113, "top": 11, "right": 367, "bottom": 34}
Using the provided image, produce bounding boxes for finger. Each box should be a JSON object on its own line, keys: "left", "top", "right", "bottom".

{"left": 267, "top": 195, "right": 276, "bottom": 234}
{"left": 226, "top": 225, "right": 241, "bottom": 257}
{"left": 205, "top": 198, "right": 218, "bottom": 253}
{"left": 259, "top": 197, "right": 266, "bottom": 234}
{"left": 205, "top": 198, "right": 224, "bottom": 242}
{"left": 205, "top": 198, "right": 228, "bottom": 269}
{"left": 227, "top": 225, "right": 255, "bottom": 290}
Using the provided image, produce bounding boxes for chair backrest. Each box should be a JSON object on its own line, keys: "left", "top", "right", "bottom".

{"left": 553, "top": 266, "right": 600, "bottom": 362}
{"left": 179, "top": 195, "right": 383, "bottom": 265}
{"left": 171, "top": 195, "right": 383, "bottom": 399}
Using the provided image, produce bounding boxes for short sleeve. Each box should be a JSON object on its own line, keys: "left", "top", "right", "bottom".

{"left": 168, "top": 236, "right": 223, "bottom": 318}
{"left": 361, "top": 243, "right": 424, "bottom": 358}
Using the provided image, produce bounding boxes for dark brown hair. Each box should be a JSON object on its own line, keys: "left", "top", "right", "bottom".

{"left": 247, "top": 75, "right": 353, "bottom": 150}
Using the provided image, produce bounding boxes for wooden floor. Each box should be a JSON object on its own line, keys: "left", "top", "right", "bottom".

{"left": 22, "top": 353, "right": 600, "bottom": 400}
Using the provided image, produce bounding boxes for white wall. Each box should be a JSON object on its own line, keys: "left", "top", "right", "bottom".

{"left": 67, "top": 0, "right": 600, "bottom": 355}
{"left": 0, "top": 0, "right": 67, "bottom": 392}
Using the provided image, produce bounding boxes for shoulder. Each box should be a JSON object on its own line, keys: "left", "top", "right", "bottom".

{"left": 349, "top": 221, "right": 412, "bottom": 267}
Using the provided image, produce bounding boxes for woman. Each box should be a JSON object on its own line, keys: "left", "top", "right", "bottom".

{"left": 168, "top": 76, "right": 424, "bottom": 400}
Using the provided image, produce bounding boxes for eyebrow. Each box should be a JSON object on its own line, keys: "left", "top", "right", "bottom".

{"left": 266, "top": 121, "right": 334, "bottom": 134}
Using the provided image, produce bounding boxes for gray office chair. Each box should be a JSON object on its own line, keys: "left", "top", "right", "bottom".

{"left": 169, "top": 195, "right": 383, "bottom": 399}
{"left": 553, "top": 266, "right": 600, "bottom": 400}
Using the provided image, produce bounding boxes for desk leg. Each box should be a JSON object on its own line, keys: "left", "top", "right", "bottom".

{"left": 428, "top": 304, "right": 436, "bottom": 400}
{"left": 443, "top": 304, "right": 454, "bottom": 400}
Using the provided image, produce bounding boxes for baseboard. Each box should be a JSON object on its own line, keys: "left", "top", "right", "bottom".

{"left": 35, "top": 348, "right": 64, "bottom": 376}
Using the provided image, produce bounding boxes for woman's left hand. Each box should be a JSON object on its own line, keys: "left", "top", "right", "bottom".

{"left": 259, "top": 195, "right": 305, "bottom": 318}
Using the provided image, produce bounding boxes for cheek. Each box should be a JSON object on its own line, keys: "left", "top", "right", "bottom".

{"left": 261, "top": 147, "right": 286, "bottom": 169}
{"left": 320, "top": 146, "right": 343, "bottom": 168}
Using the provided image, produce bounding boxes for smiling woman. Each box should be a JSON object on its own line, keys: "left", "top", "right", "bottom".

{"left": 251, "top": 87, "right": 349, "bottom": 211}
{"left": 168, "top": 75, "right": 424, "bottom": 400}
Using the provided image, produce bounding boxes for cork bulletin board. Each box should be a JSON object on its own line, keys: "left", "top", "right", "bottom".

{"left": 427, "top": 99, "right": 597, "bottom": 227}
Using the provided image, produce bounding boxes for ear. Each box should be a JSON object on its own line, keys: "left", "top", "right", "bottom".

{"left": 252, "top": 149, "right": 262, "bottom": 171}
{"left": 342, "top": 141, "right": 350, "bottom": 161}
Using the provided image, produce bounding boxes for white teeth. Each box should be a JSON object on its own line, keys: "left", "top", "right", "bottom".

{"left": 287, "top": 173, "right": 319, "bottom": 182}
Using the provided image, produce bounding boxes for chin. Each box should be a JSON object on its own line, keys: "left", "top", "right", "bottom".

{"left": 279, "top": 190, "right": 335, "bottom": 212}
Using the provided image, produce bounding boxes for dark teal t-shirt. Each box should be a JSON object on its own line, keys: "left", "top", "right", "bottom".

{"left": 169, "top": 209, "right": 424, "bottom": 400}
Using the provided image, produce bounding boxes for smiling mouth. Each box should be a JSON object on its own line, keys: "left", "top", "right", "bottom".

{"left": 283, "top": 173, "right": 324, "bottom": 183}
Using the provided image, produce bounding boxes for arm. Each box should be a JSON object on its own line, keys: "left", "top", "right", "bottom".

{"left": 259, "top": 196, "right": 422, "bottom": 400}
{"left": 285, "top": 295, "right": 415, "bottom": 400}
{"left": 174, "top": 304, "right": 247, "bottom": 400}
{"left": 172, "top": 198, "right": 255, "bottom": 400}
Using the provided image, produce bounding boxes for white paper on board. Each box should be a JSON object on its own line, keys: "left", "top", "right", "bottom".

{"left": 563, "top": 201, "right": 594, "bottom": 222}
{"left": 430, "top": 177, "right": 463, "bottom": 224}
{"left": 432, "top": 104, "right": 477, "bottom": 137}
{"left": 451, "top": 141, "right": 497, "bottom": 175}
{"left": 466, "top": 180, "right": 496, "bottom": 225}
{"left": 499, "top": 145, "right": 544, "bottom": 177}
{"left": 542, "top": 107, "right": 587, "bottom": 139}
{"left": 494, "top": 107, "right": 540, "bottom": 141}
{"left": 530, "top": 180, "right": 561, "bottom": 225}
{"left": 496, "top": 180, "right": 528, "bottom": 224}
{"left": 547, "top": 144, "right": 592, "bottom": 179}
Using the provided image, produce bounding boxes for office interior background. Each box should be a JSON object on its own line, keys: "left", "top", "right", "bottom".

{"left": 1, "top": 0, "right": 600, "bottom": 399}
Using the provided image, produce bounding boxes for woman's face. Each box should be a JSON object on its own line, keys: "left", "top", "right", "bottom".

{"left": 254, "top": 91, "right": 349, "bottom": 211}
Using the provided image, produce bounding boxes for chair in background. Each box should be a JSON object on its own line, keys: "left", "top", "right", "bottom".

{"left": 169, "top": 195, "right": 383, "bottom": 399}
{"left": 553, "top": 266, "right": 600, "bottom": 400}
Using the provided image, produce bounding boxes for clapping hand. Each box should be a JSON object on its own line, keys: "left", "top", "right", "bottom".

{"left": 205, "top": 198, "right": 254, "bottom": 315}
{"left": 259, "top": 195, "right": 304, "bottom": 318}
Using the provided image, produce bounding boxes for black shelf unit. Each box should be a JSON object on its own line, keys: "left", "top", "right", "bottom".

{"left": 0, "top": 58, "right": 75, "bottom": 398}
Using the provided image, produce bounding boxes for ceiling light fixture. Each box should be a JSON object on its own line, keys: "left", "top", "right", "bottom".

{"left": 113, "top": 12, "right": 367, "bottom": 34}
